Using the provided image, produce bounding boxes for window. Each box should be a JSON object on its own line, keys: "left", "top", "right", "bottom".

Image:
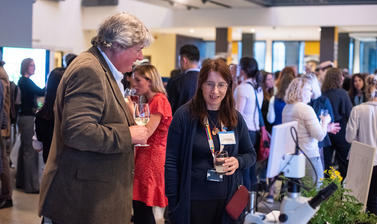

{"left": 360, "top": 40, "right": 377, "bottom": 74}
{"left": 272, "top": 41, "right": 305, "bottom": 73}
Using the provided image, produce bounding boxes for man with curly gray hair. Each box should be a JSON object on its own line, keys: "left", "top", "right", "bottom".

{"left": 39, "top": 12, "right": 153, "bottom": 224}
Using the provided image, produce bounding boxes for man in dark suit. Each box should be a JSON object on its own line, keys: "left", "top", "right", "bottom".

{"left": 39, "top": 12, "right": 152, "bottom": 224}
{"left": 167, "top": 44, "right": 200, "bottom": 114}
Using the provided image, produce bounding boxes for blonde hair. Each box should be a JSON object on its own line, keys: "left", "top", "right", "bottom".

{"left": 285, "top": 77, "right": 311, "bottom": 104}
{"left": 365, "top": 75, "right": 377, "bottom": 101}
{"left": 302, "top": 73, "right": 321, "bottom": 100}
{"left": 133, "top": 64, "right": 166, "bottom": 95}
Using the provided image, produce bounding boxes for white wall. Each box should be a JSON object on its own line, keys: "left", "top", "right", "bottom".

{"left": 33, "top": 0, "right": 85, "bottom": 54}
{"left": 0, "top": 0, "right": 33, "bottom": 48}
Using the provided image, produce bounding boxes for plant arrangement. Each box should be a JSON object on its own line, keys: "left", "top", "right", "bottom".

{"left": 301, "top": 167, "right": 377, "bottom": 224}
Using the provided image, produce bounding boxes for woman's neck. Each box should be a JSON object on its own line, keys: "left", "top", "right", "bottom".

{"left": 145, "top": 91, "right": 156, "bottom": 101}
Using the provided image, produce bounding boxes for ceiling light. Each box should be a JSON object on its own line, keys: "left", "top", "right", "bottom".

{"left": 189, "top": 29, "right": 195, "bottom": 33}
{"left": 251, "top": 28, "right": 256, "bottom": 33}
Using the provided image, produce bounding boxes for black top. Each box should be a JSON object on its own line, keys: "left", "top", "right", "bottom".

{"left": 166, "top": 70, "right": 199, "bottom": 114}
{"left": 35, "top": 112, "right": 54, "bottom": 163}
{"left": 322, "top": 88, "right": 353, "bottom": 135}
{"left": 18, "top": 76, "right": 45, "bottom": 116}
{"left": 191, "top": 110, "right": 228, "bottom": 200}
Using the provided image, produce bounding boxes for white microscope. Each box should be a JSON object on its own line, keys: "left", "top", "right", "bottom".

{"left": 244, "top": 121, "right": 338, "bottom": 224}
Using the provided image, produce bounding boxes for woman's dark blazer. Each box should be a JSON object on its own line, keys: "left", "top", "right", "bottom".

{"left": 165, "top": 103, "right": 256, "bottom": 224}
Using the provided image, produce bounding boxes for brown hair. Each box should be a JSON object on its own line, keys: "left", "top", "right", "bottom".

{"left": 190, "top": 59, "right": 237, "bottom": 129}
{"left": 261, "top": 70, "right": 274, "bottom": 101}
{"left": 321, "top": 68, "right": 343, "bottom": 92}
{"left": 348, "top": 73, "right": 367, "bottom": 102}
{"left": 20, "top": 58, "right": 34, "bottom": 76}
{"left": 276, "top": 67, "right": 295, "bottom": 99}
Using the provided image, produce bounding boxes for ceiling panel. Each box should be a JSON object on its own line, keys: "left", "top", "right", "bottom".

{"left": 136, "top": 0, "right": 261, "bottom": 10}
{"left": 245, "top": 0, "right": 377, "bottom": 7}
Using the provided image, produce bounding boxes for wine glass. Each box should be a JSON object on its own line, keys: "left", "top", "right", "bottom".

{"left": 124, "top": 88, "right": 138, "bottom": 103}
{"left": 133, "top": 102, "right": 150, "bottom": 147}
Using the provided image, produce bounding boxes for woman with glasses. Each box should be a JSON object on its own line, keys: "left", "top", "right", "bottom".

{"left": 165, "top": 59, "right": 255, "bottom": 224}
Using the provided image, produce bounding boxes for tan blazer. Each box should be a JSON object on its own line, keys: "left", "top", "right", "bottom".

{"left": 39, "top": 47, "right": 135, "bottom": 224}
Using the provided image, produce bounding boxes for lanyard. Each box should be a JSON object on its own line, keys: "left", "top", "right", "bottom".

{"left": 204, "top": 116, "right": 224, "bottom": 158}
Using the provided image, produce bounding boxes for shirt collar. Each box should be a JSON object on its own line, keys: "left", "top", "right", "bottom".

{"left": 184, "top": 68, "right": 200, "bottom": 74}
{"left": 97, "top": 47, "right": 124, "bottom": 83}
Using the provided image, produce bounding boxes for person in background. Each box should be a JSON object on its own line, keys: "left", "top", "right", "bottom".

{"left": 233, "top": 57, "right": 263, "bottom": 191}
{"left": 0, "top": 59, "right": 10, "bottom": 209}
{"left": 304, "top": 73, "right": 341, "bottom": 173}
{"left": 283, "top": 77, "right": 331, "bottom": 187}
{"left": 260, "top": 70, "right": 274, "bottom": 133}
{"left": 35, "top": 54, "right": 77, "bottom": 163}
{"left": 16, "top": 58, "right": 45, "bottom": 194}
{"left": 342, "top": 69, "right": 352, "bottom": 92}
{"left": 229, "top": 63, "right": 239, "bottom": 92}
{"left": 165, "top": 59, "right": 255, "bottom": 224}
{"left": 348, "top": 73, "right": 368, "bottom": 106}
{"left": 39, "top": 12, "right": 152, "bottom": 224}
{"left": 260, "top": 70, "right": 275, "bottom": 203}
{"left": 322, "top": 68, "right": 353, "bottom": 178}
{"left": 315, "top": 60, "right": 334, "bottom": 85}
{"left": 132, "top": 64, "right": 172, "bottom": 224}
{"left": 346, "top": 74, "right": 377, "bottom": 215}
{"left": 166, "top": 44, "right": 200, "bottom": 114}
{"left": 267, "top": 67, "right": 295, "bottom": 126}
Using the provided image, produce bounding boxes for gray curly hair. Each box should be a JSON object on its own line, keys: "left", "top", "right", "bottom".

{"left": 91, "top": 12, "right": 153, "bottom": 49}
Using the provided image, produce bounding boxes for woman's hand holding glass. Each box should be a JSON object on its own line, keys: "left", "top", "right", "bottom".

{"left": 214, "top": 151, "right": 239, "bottom": 176}
{"left": 133, "top": 102, "right": 150, "bottom": 146}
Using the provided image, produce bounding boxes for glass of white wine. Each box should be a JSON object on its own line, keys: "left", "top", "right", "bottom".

{"left": 133, "top": 102, "right": 150, "bottom": 147}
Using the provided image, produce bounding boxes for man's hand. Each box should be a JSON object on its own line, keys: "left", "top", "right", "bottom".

{"left": 129, "top": 125, "right": 148, "bottom": 144}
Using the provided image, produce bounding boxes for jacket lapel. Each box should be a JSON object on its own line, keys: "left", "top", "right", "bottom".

{"left": 88, "top": 47, "right": 134, "bottom": 126}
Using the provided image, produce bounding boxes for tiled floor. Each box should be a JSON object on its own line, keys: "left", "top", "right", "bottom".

{"left": 0, "top": 190, "right": 41, "bottom": 224}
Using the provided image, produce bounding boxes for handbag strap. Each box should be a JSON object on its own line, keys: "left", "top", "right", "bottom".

{"left": 247, "top": 82, "right": 265, "bottom": 127}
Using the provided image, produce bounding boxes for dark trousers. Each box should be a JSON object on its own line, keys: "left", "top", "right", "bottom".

{"left": 16, "top": 116, "right": 39, "bottom": 193}
{"left": 0, "top": 137, "right": 12, "bottom": 200}
{"left": 133, "top": 200, "right": 156, "bottom": 224}
{"left": 323, "top": 146, "right": 334, "bottom": 173}
{"left": 329, "top": 132, "right": 350, "bottom": 178}
{"left": 190, "top": 199, "right": 226, "bottom": 224}
{"left": 367, "top": 166, "right": 377, "bottom": 215}
{"left": 243, "top": 130, "right": 259, "bottom": 191}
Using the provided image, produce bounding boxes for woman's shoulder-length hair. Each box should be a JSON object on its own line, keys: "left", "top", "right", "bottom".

{"left": 190, "top": 59, "right": 238, "bottom": 129}
{"left": 321, "top": 68, "right": 343, "bottom": 92}
{"left": 285, "top": 77, "right": 311, "bottom": 104}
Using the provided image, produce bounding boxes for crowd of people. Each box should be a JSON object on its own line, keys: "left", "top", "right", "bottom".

{"left": 0, "top": 11, "right": 376, "bottom": 224}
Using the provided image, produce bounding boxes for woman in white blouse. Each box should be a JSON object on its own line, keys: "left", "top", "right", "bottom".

{"left": 282, "top": 77, "right": 331, "bottom": 187}
{"left": 346, "top": 75, "right": 377, "bottom": 215}
{"left": 233, "top": 57, "right": 263, "bottom": 191}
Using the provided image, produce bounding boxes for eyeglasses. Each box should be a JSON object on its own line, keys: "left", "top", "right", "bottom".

{"left": 204, "top": 81, "right": 228, "bottom": 91}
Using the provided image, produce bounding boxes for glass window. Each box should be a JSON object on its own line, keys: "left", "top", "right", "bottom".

{"left": 254, "top": 41, "right": 266, "bottom": 70}
{"left": 360, "top": 41, "right": 377, "bottom": 74}
{"left": 272, "top": 41, "right": 305, "bottom": 73}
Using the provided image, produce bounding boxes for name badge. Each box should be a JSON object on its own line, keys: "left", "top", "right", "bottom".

{"left": 218, "top": 131, "right": 236, "bottom": 145}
